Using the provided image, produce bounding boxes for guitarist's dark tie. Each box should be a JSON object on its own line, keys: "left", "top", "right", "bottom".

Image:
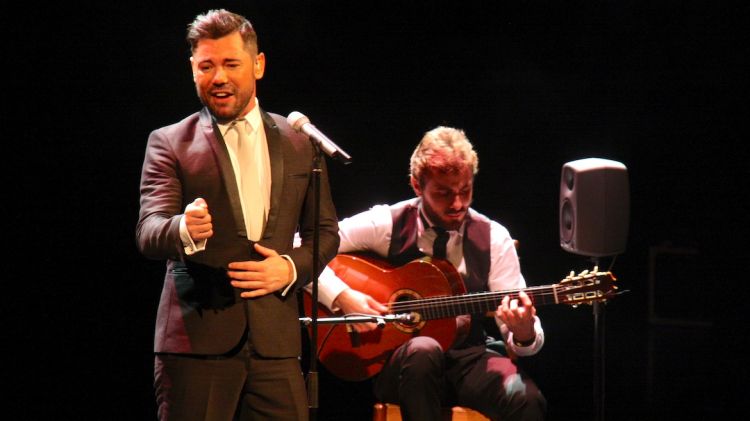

{"left": 432, "top": 227, "right": 449, "bottom": 259}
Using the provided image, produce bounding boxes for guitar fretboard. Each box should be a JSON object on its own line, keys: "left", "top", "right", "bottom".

{"left": 387, "top": 285, "right": 559, "bottom": 320}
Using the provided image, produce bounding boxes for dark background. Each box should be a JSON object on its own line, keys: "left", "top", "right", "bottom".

{"left": 12, "top": 0, "right": 745, "bottom": 419}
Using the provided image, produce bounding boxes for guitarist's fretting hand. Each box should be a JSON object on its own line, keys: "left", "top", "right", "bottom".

{"left": 497, "top": 290, "right": 537, "bottom": 344}
{"left": 333, "top": 288, "right": 389, "bottom": 333}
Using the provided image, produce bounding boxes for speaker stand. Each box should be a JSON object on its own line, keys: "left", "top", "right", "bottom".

{"left": 591, "top": 257, "right": 605, "bottom": 421}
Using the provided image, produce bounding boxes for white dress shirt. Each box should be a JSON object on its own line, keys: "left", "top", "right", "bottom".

{"left": 179, "top": 99, "right": 297, "bottom": 295}
{"left": 181, "top": 98, "right": 270, "bottom": 253}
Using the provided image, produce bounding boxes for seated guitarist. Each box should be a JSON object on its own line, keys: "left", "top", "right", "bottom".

{"left": 316, "top": 126, "right": 547, "bottom": 420}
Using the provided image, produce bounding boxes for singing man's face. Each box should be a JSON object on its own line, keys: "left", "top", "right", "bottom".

{"left": 190, "top": 31, "right": 265, "bottom": 124}
{"left": 412, "top": 166, "right": 474, "bottom": 231}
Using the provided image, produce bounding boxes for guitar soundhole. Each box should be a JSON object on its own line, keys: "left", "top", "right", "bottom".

{"left": 389, "top": 289, "right": 426, "bottom": 334}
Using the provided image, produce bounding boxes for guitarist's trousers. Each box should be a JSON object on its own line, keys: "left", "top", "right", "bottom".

{"left": 373, "top": 337, "right": 546, "bottom": 421}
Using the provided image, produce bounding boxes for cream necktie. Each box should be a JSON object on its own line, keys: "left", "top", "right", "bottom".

{"left": 232, "top": 120, "right": 265, "bottom": 241}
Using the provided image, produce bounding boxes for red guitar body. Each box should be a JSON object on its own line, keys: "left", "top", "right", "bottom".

{"left": 303, "top": 254, "right": 617, "bottom": 381}
{"left": 303, "top": 254, "right": 465, "bottom": 382}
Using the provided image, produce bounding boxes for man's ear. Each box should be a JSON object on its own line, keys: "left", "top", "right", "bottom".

{"left": 189, "top": 56, "right": 196, "bottom": 80}
{"left": 254, "top": 52, "right": 266, "bottom": 79}
{"left": 410, "top": 176, "right": 422, "bottom": 197}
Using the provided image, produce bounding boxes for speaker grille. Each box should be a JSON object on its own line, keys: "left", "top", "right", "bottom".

{"left": 560, "top": 199, "right": 574, "bottom": 243}
{"left": 559, "top": 158, "right": 630, "bottom": 257}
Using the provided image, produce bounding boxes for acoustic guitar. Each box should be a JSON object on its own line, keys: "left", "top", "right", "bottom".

{"left": 303, "top": 253, "right": 617, "bottom": 382}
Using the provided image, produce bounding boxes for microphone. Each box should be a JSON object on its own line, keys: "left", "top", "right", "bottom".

{"left": 287, "top": 111, "right": 352, "bottom": 164}
{"left": 384, "top": 313, "right": 420, "bottom": 323}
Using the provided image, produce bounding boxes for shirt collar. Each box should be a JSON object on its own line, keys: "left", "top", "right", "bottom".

{"left": 217, "top": 97, "right": 262, "bottom": 136}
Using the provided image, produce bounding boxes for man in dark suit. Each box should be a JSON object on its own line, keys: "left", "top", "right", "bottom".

{"left": 136, "top": 9, "right": 339, "bottom": 421}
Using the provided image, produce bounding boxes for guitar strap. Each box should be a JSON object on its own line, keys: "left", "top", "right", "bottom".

{"left": 388, "top": 200, "right": 492, "bottom": 348}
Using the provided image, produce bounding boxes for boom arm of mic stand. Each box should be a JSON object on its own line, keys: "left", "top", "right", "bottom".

{"left": 300, "top": 313, "right": 417, "bottom": 328}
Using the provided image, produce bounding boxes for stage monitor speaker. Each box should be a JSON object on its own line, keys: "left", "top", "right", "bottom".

{"left": 559, "top": 158, "right": 630, "bottom": 257}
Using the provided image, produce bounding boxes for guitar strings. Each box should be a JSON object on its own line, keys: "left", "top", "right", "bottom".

{"left": 387, "top": 289, "right": 558, "bottom": 320}
{"left": 386, "top": 285, "right": 557, "bottom": 309}
{"left": 385, "top": 280, "right": 610, "bottom": 318}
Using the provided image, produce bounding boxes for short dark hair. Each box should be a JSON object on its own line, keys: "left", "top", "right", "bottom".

{"left": 186, "top": 9, "right": 258, "bottom": 54}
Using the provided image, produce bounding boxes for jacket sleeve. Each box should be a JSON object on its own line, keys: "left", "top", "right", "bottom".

{"left": 135, "top": 128, "right": 185, "bottom": 261}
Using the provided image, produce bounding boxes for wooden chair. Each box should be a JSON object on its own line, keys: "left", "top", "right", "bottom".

{"left": 372, "top": 402, "right": 490, "bottom": 421}
{"left": 371, "top": 341, "right": 511, "bottom": 420}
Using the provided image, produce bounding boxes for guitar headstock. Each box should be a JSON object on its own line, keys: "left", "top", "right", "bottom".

{"left": 557, "top": 267, "right": 617, "bottom": 306}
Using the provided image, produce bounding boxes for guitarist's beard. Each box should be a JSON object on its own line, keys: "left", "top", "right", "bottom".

{"left": 423, "top": 204, "right": 468, "bottom": 231}
{"left": 412, "top": 167, "right": 474, "bottom": 231}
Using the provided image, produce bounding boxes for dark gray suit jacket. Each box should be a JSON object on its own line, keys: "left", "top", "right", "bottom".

{"left": 136, "top": 107, "right": 339, "bottom": 358}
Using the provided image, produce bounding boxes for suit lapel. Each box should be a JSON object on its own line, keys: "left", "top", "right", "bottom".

{"left": 199, "top": 108, "right": 247, "bottom": 238}
{"left": 260, "top": 110, "right": 284, "bottom": 241}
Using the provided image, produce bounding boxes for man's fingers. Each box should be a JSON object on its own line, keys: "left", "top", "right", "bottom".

{"left": 227, "top": 266, "right": 262, "bottom": 281}
{"left": 186, "top": 198, "right": 210, "bottom": 218}
{"left": 239, "top": 288, "right": 270, "bottom": 299}
{"left": 509, "top": 299, "right": 519, "bottom": 311}
{"left": 253, "top": 243, "right": 279, "bottom": 257}
{"left": 518, "top": 290, "right": 533, "bottom": 306}
{"left": 186, "top": 207, "right": 210, "bottom": 219}
{"left": 191, "top": 229, "right": 213, "bottom": 240}
{"left": 368, "top": 297, "right": 389, "bottom": 313}
{"left": 231, "top": 277, "right": 286, "bottom": 299}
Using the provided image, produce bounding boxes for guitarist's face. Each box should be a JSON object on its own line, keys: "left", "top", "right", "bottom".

{"left": 412, "top": 167, "right": 474, "bottom": 231}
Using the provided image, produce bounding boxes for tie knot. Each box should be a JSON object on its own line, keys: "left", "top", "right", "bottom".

{"left": 233, "top": 119, "right": 248, "bottom": 135}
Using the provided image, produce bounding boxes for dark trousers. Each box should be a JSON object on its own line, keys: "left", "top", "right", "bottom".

{"left": 154, "top": 338, "right": 308, "bottom": 421}
{"left": 374, "top": 336, "right": 546, "bottom": 421}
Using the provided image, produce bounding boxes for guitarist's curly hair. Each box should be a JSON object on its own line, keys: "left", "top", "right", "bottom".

{"left": 409, "top": 126, "right": 479, "bottom": 187}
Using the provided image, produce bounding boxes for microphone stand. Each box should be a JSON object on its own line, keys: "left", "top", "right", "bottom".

{"left": 307, "top": 146, "right": 322, "bottom": 419}
{"left": 591, "top": 256, "right": 605, "bottom": 421}
{"left": 304, "top": 133, "right": 351, "bottom": 421}
{"left": 300, "top": 313, "right": 415, "bottom": 419}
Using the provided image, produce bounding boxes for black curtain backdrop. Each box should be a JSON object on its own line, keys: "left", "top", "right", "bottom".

{"left": 12, "top": 1, "right": 744, "bottom": 419}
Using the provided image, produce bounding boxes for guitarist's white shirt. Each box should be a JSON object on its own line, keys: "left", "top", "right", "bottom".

{"left": 313, "top": 198, "right": 545, "bottom": 356}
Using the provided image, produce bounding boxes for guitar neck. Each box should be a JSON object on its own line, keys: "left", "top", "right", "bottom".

{"left": 389, "top": 285, "right": 558, "bottom": 320}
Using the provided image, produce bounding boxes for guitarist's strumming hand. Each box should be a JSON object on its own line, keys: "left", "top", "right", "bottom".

{"left": 497, "top": 290, "right": 537, "bottom": 344}
{"left": 333, "top": 288, "right": 389, "bottom": 333}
